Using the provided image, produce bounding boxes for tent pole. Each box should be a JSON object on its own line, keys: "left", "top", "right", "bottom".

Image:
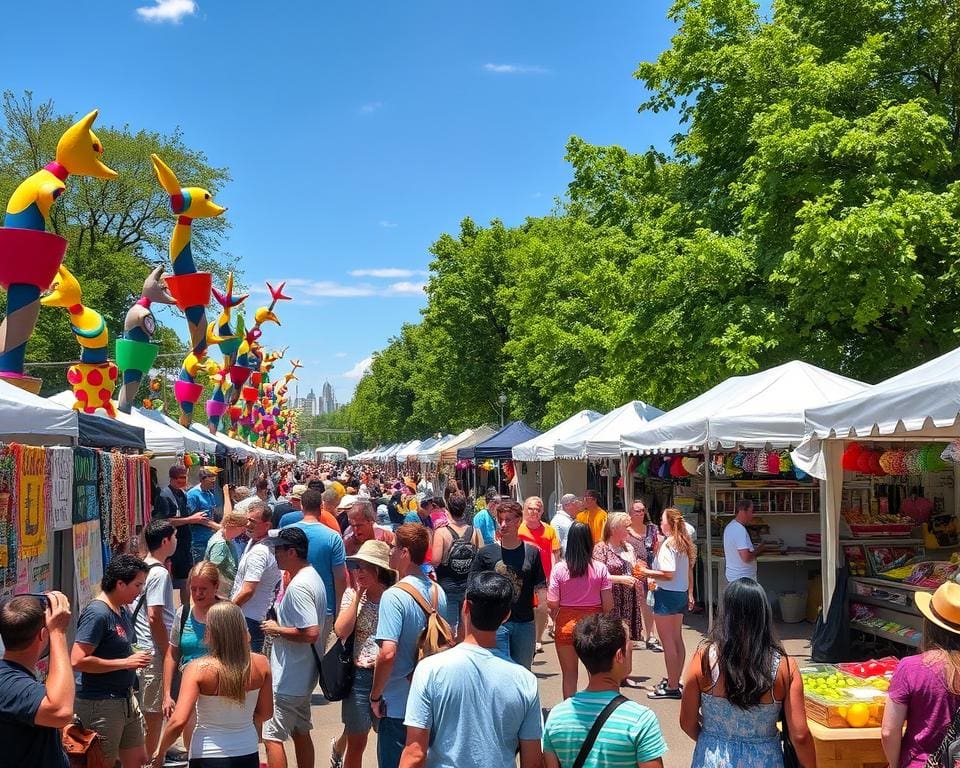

{"left": 704, "top": 445, "right": 714, "bottom": 631}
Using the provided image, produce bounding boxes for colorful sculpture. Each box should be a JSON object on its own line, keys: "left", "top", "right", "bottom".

{"left": 116, "top": 265, "right": 176, "bottom": 413}
{"left": 206, "top": 273, "right": 247, "bottom": 432}
{"left": 231, "top": 281, "right": 290, "bottom": 399}
{"left": 0, "top": 110, "right": 117, "bottom": 393}
{"left": 40, "top": 265, "right": 118, "bottom": 416}
{"left": 150, "top": 153, "right": 226, "bottom": 425}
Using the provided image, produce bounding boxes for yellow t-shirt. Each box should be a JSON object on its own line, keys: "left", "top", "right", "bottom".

{"left": 576, "top": 507, "right": 608, "bottom": 544}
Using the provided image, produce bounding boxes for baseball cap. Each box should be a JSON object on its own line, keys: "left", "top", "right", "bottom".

{"left": 337, "top": 493, "right": 358, "bottom": 510}
{"left": 290, "top": 484, "right": 308, "bottom": 499}
{"left": 199, "top": 466, "right": 222, "bottom": 479}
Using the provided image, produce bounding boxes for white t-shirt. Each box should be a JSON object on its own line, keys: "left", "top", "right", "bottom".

{"left": 654, "top": 541, "right": 689, "bottom": 593}
{"left": 129, "top": 559, "right": 174, "bottom": 653}
{"left": 271, "top": 566, "right": 326, "bottom": 697}
{"left": 231, "top": 539, "right": 281, "bottom": 622}
{"left": 723, "top": 519, "right": 757, "bottom": 582}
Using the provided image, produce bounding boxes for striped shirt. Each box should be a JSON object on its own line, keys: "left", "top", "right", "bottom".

{"left": 542, "top": 691, "right": 667, "bottom": 767}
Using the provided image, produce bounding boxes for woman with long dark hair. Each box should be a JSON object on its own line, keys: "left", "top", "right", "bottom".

{"left": 548, "top": 521, "right": 614, "bottom": 699}
{"left": 882, "top": 581, "right": 960, "bottom": 767}
{"left": 680, "top": 578, "right": 815, "bottom": 767}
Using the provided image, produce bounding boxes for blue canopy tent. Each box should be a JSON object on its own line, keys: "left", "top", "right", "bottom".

{"left": 457, "top": 421, "right": 541, "bottom": 497}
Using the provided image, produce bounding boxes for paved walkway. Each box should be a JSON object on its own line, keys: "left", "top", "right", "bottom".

{"left": 262, "top": 614, "right": 815, "bottom": 768}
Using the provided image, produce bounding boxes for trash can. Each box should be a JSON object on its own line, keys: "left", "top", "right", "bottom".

{"left": 779, "top": 591, "right": 807, "bottom": 623}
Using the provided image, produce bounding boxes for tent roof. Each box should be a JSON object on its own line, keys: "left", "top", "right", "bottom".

{"left": 0, "top": 380, "right": 78, "bottom": 442}
{"left": 189, "top": 424, "right": 258, "bottom": 459}
{"left": 443, "top": 426, "right": 496, "bottom": 463}
{"left": 557, "top": 401, "right": 664, "bottom": 459}
{"left": 460, "top": 421, "right": 542, "bottom": 460}
{"left": 397, "top": 439, "right": 424, "bottom": 461}
{"left": 315, "top": 446, "right": 349, "bottom": 456}
{"left": 78, "top": 412, "right": 145, "bottom": 450}
{"left": 134, "top": 409, "right": 223, "bottom": 456}
{"left": 512, "top": 410, "right": 602, "bottom": 462}
{"left": 420, "top": 431, "right": 468, "bottom": 463}
{"left": 622, "top": 361, "right": 868, "bottom": 454}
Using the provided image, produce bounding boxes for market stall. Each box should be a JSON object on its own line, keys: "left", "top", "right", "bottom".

{"left": 555, "top": 400, "right": 664, "bottom": 510}
{"left": 512, "top": 409, "right": 601, "bottom": 512}
{"left": 459, "top": 421, "right": 541, "bottom": 498}
{"left": 621, "top": 361, "right": 869, "bottom": 622}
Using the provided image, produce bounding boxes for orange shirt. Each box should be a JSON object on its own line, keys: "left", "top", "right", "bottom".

{"left": 320, "top": 509, "right": 342, "bottom": 535}
{"left": 576, "top": 507, "right": 608, "bottom": 545}
{"left": 519, "top": 521, "right": 560, "bottom": 581}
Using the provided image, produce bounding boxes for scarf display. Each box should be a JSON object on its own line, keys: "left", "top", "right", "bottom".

{"left": 72, "top": 448, "right": 99, "bottom": 524}
{"left": 47, "top": 446, "right": 74, "bottom": 531}
{"left": 14, "top": 444, "right": 46, "bottom": 559}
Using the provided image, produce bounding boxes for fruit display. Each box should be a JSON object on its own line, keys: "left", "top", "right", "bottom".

{"left": 843, "top": 508, "right": 915, "bottom": 538}
{"left": 850, "top": 602, "right": 922, "bottom": 645}
{"left": 801, "top": 665, "right": 888, "bottom": 728}
{"left": 844, "top": 544, "right": 868, "bottom": 577}
{"left": 838, "top": 657, "right": 899, "bottom": 679}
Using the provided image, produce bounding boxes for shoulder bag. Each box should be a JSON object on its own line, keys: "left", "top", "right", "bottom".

{"left": 569, "top": 694, "right": 628, "bottom": 768}
{"left": 62, "top": 717, "right": 109, "bottom": 768}
{"left": 779, "top": 656, "right": 801, "bottom": 768}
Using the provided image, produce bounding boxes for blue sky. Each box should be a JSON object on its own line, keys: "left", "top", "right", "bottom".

{"left": 0, "top": 0, "right": 679, "bottom": 403}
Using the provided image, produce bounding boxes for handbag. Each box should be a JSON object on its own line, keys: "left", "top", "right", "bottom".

{"left": 318, "top": 632, "right": 355, "bottom": 702}
{"left": 779, "top": 657, "right": 801, "bottom": 768}
{"left": 62, "top": 717, "right": 109, "bottom": 768}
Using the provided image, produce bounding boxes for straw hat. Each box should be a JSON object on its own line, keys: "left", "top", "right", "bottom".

{"left": 346, "top": 540, "right": 397, "bottom": 582}
{"left": 916, "top": 582, "right": 960, "bottom": 635}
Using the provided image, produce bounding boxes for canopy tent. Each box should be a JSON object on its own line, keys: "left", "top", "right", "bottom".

{"left": 441, "top": 426, "right": 496, "bottom": 464}
{"left": 512, "top": 410, "right": 602, "bottom": 462}
{"left": 50, "top": 391, "right": 192, "bottom": 456}
{"left": 134, "top": 408, "right": 223, "bottom": 456}
{"left": 78, "top": 412, "right": 145, "bottom": 450}
{"left": 315, "top": 446, "right": 349, "bottom": 460}
{"left": 0, "top": 379, "right": 78, "bottom": 444}
{"left": 189, "top": 424, "right": 258, "bottom": 460}
{"left": 420, "top": 431, "right": 471, "bottom": 464}
{"left": 793, "top": 345, "right": 960, "bottom": 477}
{"left": 556, "top": 401, "right": 664, "bottom": 459}
{"left": 461, "top": 421, "right": 542, "bottom": 461}
{"left": 622, "top": 362, "right": 869, "bottom": 454}
{"left": 412, "top": 436, "right": 442, "bottom": 460}
{"left": 397, "top": 439, "right": 424, "bottom": 462}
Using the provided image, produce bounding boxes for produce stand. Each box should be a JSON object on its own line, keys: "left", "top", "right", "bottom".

{"left": 805, "top": 721, "right": 887, "bottom": 768}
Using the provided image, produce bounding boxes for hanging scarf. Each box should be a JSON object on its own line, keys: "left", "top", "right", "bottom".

{"left": 98, "top": 451, "right": 112, "bottom": 552}
{"left": 46, "top": 446, "right": 74, "bottom": 531}
{"left": 14, "top": 444, "right": 46, "bottom": 559}
{"left": 72, "top": 447, "right": 99, "bottom": 524}
{"left": 111, "top": 452, "right": 129, "bottom": 549}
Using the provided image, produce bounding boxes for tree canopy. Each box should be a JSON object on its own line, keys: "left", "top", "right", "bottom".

{"left": 347, "top": 0, "right": 960, "bottom": 444}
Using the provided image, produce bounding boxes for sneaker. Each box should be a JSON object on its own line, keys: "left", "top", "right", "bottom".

{"left": 535, "top": 643, "right": 544, "bottom": 654}
{"left": 647, "top": 686, "right": 682, "bottom": 700}
{"left": 330, "top": 738, "right": 344, "bottom": 768}
{"left": 646, "top": 638, "right": 664, "bottom": 653}
{"left": 655, "top": 677, "right": 668, "bottom": 691}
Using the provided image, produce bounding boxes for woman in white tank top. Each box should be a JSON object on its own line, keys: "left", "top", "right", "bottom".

{"left": 151, "top": 602, "right": 273, "bottom": 768}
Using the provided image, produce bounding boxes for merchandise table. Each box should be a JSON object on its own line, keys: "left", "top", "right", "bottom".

{"left": 806, "top": 720, "right": 887, "bottom": 768}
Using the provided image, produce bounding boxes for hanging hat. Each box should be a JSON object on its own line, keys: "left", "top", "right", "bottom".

{"left": 681, "top": 457, "right": 699, "bottom": 476}
{"left": 842, "top": 443, "right": 864, "bottom": 472}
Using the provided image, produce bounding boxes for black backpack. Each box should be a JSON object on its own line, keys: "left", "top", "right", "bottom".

{"left": 445, "top": 525, "right": 477, "bottom": 576}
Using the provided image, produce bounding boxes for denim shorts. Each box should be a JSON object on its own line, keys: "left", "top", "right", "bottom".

{"left": 341, "top": 666, "right": 376, "bottom": 734}
{"left": 653, "top": 588, "right": 687, "bottom": 616}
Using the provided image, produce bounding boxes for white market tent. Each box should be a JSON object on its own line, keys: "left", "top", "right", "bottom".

{"left": 440, "top": 425, "right": 496, "bottom": 465}
{"left": 513, "top": 410, "right": 602, "bottom": 462}
{"left": 793, "top": 345, "right": 960, "bottom": 614}
{"left": 396, "top": 440, "right": 423, "bottom": 462}
{"left": 421, "top": 430, "right": 472, "bottom": 464}
{"left": 134, "top": 408, "right": 219, "bottom": 455}
{"left": 620, "top": 360, "right": 870, "bottom": 624}
{"left": 49, "top": 391, "right": 193, "bottom": 455}
{"left": 556, "top": 401, "right": 665, "bottom": 459}
{"left": 189, "top": 424, "right": 258, "bottom": 460}
{"left": 0, "top": 380, "right": 78, "bottom": 444}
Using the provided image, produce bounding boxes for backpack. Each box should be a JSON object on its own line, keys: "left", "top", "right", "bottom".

{"left": 395, "top": 581, "right": 455, "bottom": 662}
{"left": 445, "top": 525, "right": 477, "bottom": 576}
{"left": 130, "top": 562, "right": 168, "bottom": 639}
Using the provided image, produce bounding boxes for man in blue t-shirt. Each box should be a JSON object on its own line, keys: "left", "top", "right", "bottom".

{"left": 187, "top": 466, "right": 222, "bottom": 563}
{"left": 370, "top": 523, "right": 448, "bottom": 768}
{"left": 0, "top": 591, "right": 74, "bottom": 768}
{"left": 403, "top": 572, "right": 542, "bottom": 768}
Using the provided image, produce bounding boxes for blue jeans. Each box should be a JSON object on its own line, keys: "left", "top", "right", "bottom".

{"left": 377, "top": 716, "right": 406, "bottom": 768}
{"left": 495, "top": 619, "right": 536, "bottom": 669}
{"left": 441, "top": 595, "right": 464, "bottom": 634}
{"left": 245, "top": 617, "right": 264, "bottom": 654}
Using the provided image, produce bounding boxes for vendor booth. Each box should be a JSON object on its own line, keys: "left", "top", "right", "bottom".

{"left": 459, "top": 421, "right": 541, "bottom": 497}
{"left": 556, "top": 400, "right": 664, "bottom": 510}
{"left": 620, "top": 361, "right": 869, "bottom": 623}
{"left": 512, "top": 410, "right": 601, "bottom": 512}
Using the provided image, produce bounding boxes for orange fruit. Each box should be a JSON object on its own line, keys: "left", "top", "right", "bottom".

{"left": 846, "top": 703, "right": 870, "bottom": 727}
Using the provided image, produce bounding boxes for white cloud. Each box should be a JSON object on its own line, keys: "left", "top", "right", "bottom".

{"left": 334, "top": 352, "right": 348, "bottom": 358}
{"left": 483, "top": 63, "right": 549, "bottom": 75}
{"left": 136, "top": 0, "right": 197, "bottom": 23}
{"left": 343, "top": 356, "right": 373, "bottom": 380}
{"left": 350, "top": 268, "right": 415, "bottom": 278}
{"left": 360, "top": 101, "right": 383, "bottom": 114}
{"left": 389, "top": 281, "right": 427, "bottom": 296}
{"left": 378, "top": 220, "right": 398, "bottom": 229}
{"left": 303, "top": 281, "right": 377, "bottom": 298}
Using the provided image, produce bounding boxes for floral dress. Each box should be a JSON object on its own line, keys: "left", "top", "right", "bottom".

{"left": 592, "top": 541, "right": 641, "bottom": 638}
{"left": 340, "top": 588, "right": 380, "bottom": 669}
{"left": 692, "top": 649, "right": 785, "bottom": 768}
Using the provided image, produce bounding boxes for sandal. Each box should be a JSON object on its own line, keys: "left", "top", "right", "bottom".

{"left": 646, "top": 638, "right": 663, "bottom": 652}
{"left": 330, "top": 738, "right": 344, "bottom": 768}
{"left": 647, "top": 686, "right": 682, "bottom": 700}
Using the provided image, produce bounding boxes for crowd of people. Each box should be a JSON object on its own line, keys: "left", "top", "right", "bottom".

{"left": 6, "top": 461, "right": 960, "bottom": 767}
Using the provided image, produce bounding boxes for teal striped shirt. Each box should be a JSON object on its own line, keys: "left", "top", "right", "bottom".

{"left": 542, "top": 691, "right": 667, "bottom": 767}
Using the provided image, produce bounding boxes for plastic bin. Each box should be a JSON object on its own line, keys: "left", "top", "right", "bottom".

{"left": 779, "top": 591, "right": 807, "bottom": 623}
